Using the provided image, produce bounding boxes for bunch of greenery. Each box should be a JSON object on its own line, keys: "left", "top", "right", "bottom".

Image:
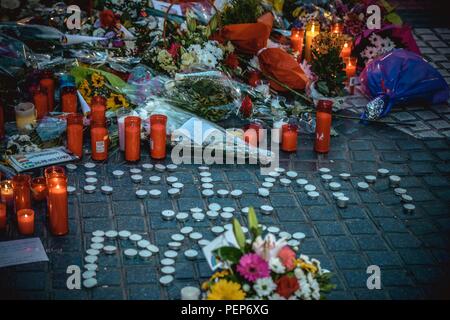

{"left": 310, "top": 32, "right": 347, "bottom": 97}
{"left": 221, "top": 0, "right": 264, "bottom": 25}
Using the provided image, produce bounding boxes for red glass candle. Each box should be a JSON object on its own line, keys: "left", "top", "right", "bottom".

{"left": 61, "top": 86, "right": 78, "bottom": 113}
{"left": 0, "top": 203, "right": 6, "bottom": 230}
{"left": 17, "top": 208, "right": 34, "bottom": 235}
{"left": 46, "top": 172, "right": 68, "bottom": 236}
{"left": 90, "top": 96, "right": 107, "bottom": 126}
{"left": 12, "top": 174, "right": 31, "bottom": 213}
{"left": 32, "top": 87, "right": 48, "bottom": 119}
{"left": 149, "top": 114, "right": 167, "bottom": 160}
{"left": 290, "top": 28, "right": 304, "bottom": 54}
{"left": 39, "top": 70, "right": 55, "bottom": 112}
{"left": 314, "top": 100, "right": 333, "bottom": 154}
{"left": 90, "top": 119, "right": 109, "bottom": 161}
{"left": 1, "top": 180, "right": 13, "bottom": 204}
{"left": 125, "top": 116, "right": 141, "bottom": 162}
{"left": 66, "top": 113, "right": 84, "bottom": 158}
{"left": 331, "top": 23, "right": 343, "bottom": 35}
{"left": 44, "top": 166, "right": 66, "bottom": 180}
{"left": 340, "top": 41, "right": 352, "bottom": 60}
{"left": 31, "top": 177, "right": 47, "bottom": 201}
{"left": 0, "top": 101, "right": 5, "bottom": 139}
{"left": 243, "top": 122, "right": 264, "bottom": 147}
{"left": 344, "top": 57, "right": 357, "bottom": 81}
{"left": 281, "top": 124, "right": 298, "bottom": 152}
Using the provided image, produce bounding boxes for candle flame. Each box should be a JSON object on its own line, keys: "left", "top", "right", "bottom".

{"left": 311, "top": 24, "right": 315, "bottom": 33}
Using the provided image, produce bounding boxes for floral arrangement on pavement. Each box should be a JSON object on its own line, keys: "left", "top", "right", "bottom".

{"left": 202, "top": 208, "right": 335, "bottom": 300}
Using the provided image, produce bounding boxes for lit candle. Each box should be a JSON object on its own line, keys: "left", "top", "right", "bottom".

{"left": 17, "top": 208, "right": 34, "bottom": 235}
{"left": 1, "top": 180, "right": 14, "bottom": 204}
{"left": 149, "top": 114, "right": 167, "bottom": 160}
{"left": 281, "top": 124, "right": 298, "bottom": 152}
{"left": 314, "top": 100, "right": 333, "bottom": 154}
{"left": 61, "top": 86, "right": 78, "bottom": 113}
{"left": 0, "top": 203, "right": 6, "bottom": 230}
{"left": 304, "top": 21, "right": 320, "bottom": 62}
{"left": 340, "top": 41, "right": 352, "bottom": 60}
{"left": 15, "top": 103, "right": 36, "bottom": 133}
{"left": 125, "top": 116, "right": 141, "bottom": 162}
{"left": 290, "top": 28, "right": 304, "bottom": 55}
{"left": 31, "top": 177, "right": 47, "bottom": 201}
{"left": 12, "top": 174, "right": 32, "bottom": 212}
{"left": 47, "top": 175, "right": 69, "bottom": 236}
{"left": 331, "top": 23, "right": 343, "bottom": 35}
{"left": 345, "top": 57, "right": 357, "bottom": 81}
{"left": 66, "top": 113, "right": 84, "bottom": 159}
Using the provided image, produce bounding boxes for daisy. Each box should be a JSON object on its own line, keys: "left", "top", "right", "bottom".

{"left": 253, "top": 277, "right": 276, "bottom": 297}
{"left": 269, "top": 257, "right": 286, "bottom": 274}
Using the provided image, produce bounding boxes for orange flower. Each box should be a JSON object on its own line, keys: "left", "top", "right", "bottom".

{"left": 278, "top": 246, "right": 296, "bottom": 271}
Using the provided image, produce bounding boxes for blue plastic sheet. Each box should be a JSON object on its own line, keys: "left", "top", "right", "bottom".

{"left": 360, "top": 49, "right": 449, "bottom": 119}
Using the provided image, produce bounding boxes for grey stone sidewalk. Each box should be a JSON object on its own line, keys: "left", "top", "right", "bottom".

{"left": 0, "top": 115, "right": 449, "bottom": 300}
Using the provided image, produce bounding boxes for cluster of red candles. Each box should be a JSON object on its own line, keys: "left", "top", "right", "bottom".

{"left": 0, "top": 167, "right": 68, "bottom": 236}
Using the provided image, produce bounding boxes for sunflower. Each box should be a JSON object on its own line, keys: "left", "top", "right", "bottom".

{"left": 79, "top": 79, "right": 91, "bottom": 98}
{"left": 206, "top": 279, "right": 245, "bottom": 300}
{"left": 91, "top": 73, "right": 106, "bottom": 88}
{"left": 106, "top": 93, "right": 129, "bottom": 110}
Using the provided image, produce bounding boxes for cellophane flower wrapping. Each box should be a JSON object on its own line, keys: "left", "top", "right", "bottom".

{"left": 360, "top": 49, "right": 450, "bottom": 119}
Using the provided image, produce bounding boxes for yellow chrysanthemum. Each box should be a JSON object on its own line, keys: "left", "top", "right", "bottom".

{"left": 79, "top": 79, "right": 91, "bottom": 97}
{"left": 297, "top": 260, "right": 318, "bottom": 274}
{"left": 106, "top": 93, "right": 129, "bottom": 110}
{"left": 206, "top": 280, "right": 245, "bottom": 300}
{"left": 91, "top": 73, "right": 106, "bottom": 88}
{"left": 210, "top": 270, "right": 230, "bottom": 281}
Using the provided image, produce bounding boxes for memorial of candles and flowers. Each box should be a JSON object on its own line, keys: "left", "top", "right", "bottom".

{"left": 0, "top": 0, "right": 448, "bottom": 301}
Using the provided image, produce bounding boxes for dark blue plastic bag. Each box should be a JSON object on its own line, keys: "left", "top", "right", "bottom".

{"left": 360, "top": 49, "right": 449, "bottom": 120}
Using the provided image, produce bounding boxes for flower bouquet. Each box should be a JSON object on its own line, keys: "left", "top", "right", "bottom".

{"left": 202, "top": 208, "right": 335, "bottom": 300}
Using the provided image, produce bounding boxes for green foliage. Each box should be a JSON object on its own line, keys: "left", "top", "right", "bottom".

{"left": 232, "top": 218, "right": 246, "bottom": 251}
{"left": 311, "top": 46, "right": 346, "bottom": 97}
{"left": 215, "top": 247, "right": 243, "bottom": 264}
{"left": 221, "top": 0, "right": 264, "bottom": 25}
{"left": 247, "top": 207, "right": 261, "bottom": 240}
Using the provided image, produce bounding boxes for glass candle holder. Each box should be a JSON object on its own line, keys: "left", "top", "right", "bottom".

{"left": 90, "top": 119, "right": 109, "bottom": 161}
{"left": 150, "top": 114, "right": 167, "bottom": 160}
{"left": 125, "top": 116, "right": 141, "bottom": 162}
{"left": 32, "top": 87, "right": 48, "bottom": 120}
{"left": 0, "top": 203, "right": 6, "bottom": 230}
{"left": 15, "top": 102, "right": 36, "bottom": 133}
{"left": 1, "top": 180, "right": 13, "bottom": 204}
{"left": 40, "top": 70, "right": 55, "bottom": 112}
{"left": 47, "top": 174, "right": 69, "bottom": 236}
{"left": 340, "top": 41, "right": 352, "bottom": 59}
{"left": 31, "top": 177, "right": 47, "bottom": 201}
{"left": 314, "top": 99, "right": 333, "bottom": 154}
{"left": 61, "top": 86, "right": 78, "bottom": 113}
{"left": 117, "top": 109, "right": 130, "bottom": 151}
{"left": 44, "top": 166, "right": 66, "bottom": 179}
{"left": 243, "top": 121, "right": 264, "bottom": 147}
{"left": 331, "top": 22, "right": 343, "bottom": 35}
{"left": 90, "top": 96, "right": 106, "bottom": 126}
{"left": 66, "top": 113, "right": 84, "bottom": 158}
{"left": 17, "top": 208, "right": 35, "bottom": 236}
{"left": 281, "top": 124, "right": 298, "bottom": 152}
{"left": 344, "top": 57, "right": 357, "bottom": 81}
{"left": 12, "top": 174, "right": 32, "bottom": 212}
{"left": 290, "top": 28, "right": 304, "bottom": 55}
{"left": 304, "top": 21, "right": 320, "bottom": 62}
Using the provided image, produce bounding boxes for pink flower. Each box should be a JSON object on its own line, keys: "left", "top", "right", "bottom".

{"left": 277, "top": 246, "right": 296, "bottom": 271}
{"left": 236, "top": 253, "right": 270, "bottom": 282}
{"left": 167, "top": 43, "right": 181, "bottom": 58}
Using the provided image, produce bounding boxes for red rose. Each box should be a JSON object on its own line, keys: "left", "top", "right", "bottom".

{"left": 168, "top": 43, "right": 181, "bottom": 58}
{"left": 278, "top": 246, "right": 296, "bottom": 271}
{"left": 99, "top": 10, "right": 117, "bottom": 29}
{"left": 224, "top": 53, "right": 239, "bottom": 69}
{"left": 240, "top": 95, "right": 253, "bottom": 118}
{"left": 276, "top": 275, "right": 300, "bottom": 299}
{"left": 248, "top": 71, "right": 261, "bottom": 87}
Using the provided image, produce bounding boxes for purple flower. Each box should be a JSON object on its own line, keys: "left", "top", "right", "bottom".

{"left": 236, "top": 253, "right": 270, "bottom": 283}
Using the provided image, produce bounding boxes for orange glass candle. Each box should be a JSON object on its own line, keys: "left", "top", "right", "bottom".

{"left": 290, "top": 28, "right": 304, "bottom": 54}
{"left": 39, "top": 71, "right": 55, "bottom": 112}
{"left": 0, "top": 102, "right": 4, "bottom": 139}
{"left": 47, "top": 174, "right": 68, "bottom": 236}
{"left": 149, "top": 114, "right": 167, "bottom": 160}
{"left": 12, "top": 174, "right": 31, "bottom": 212}
{"left": 61, "top": 87, "right": 78, "bottom": 113}
{"left": 304, "top": 21, "right": 320, "bottom": 62}
{"left": 1, "top": 180, "right": 13, "bottom": 204}
{"left": 243, "top": 122, "right": 263, "bottom": 147}
{"left": 90, "top": 96, "right": 106, "bottom": 126}
{"left": 44, "top": 166, "right": 66, "bottom": 180}
{"left": 17, "top": 208, "right": 34, "bottom": 235}
{"left": 331, "top": 23, "right": 343, "bottom": 35}
{"left": 90, "top": 120, "right": 109, "bottom": 161}
{"left": 31, "top": 177, "right": 47, "bottom": 201}
{"left": 125, "top": 116, "right": 141, "bottom": 162}
{"left": 32, "top": 87, "right": 48, "bottom": 120}
{"left": 66, "top": 113, "right": 84, "bottom": 158}
{"left": 345, "top": 57, "right": 357, "bottom": 81}
{"left": 340, "top": 41, "right": 352, "bottom": 59}
{"left": 281, "top": 124, "right": 298, "bottom": 152}
{"left": 314, "top": 100, "right": 333, "bottom": 154}
{"left": 0, "top": 203, "right": 6, "bottom": 230}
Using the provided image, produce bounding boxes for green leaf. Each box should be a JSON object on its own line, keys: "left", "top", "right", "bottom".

{"left": 215, "top": 246, "right": 243, "bottom": 264}
{"left": 385, "top": 12, "right": 403, "bottom": 25}
{"left": 232, "top": 218, "right": 246, "bottom": 251}
{"left": 247, "top": 207, "right": 260, "bottom": 238}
